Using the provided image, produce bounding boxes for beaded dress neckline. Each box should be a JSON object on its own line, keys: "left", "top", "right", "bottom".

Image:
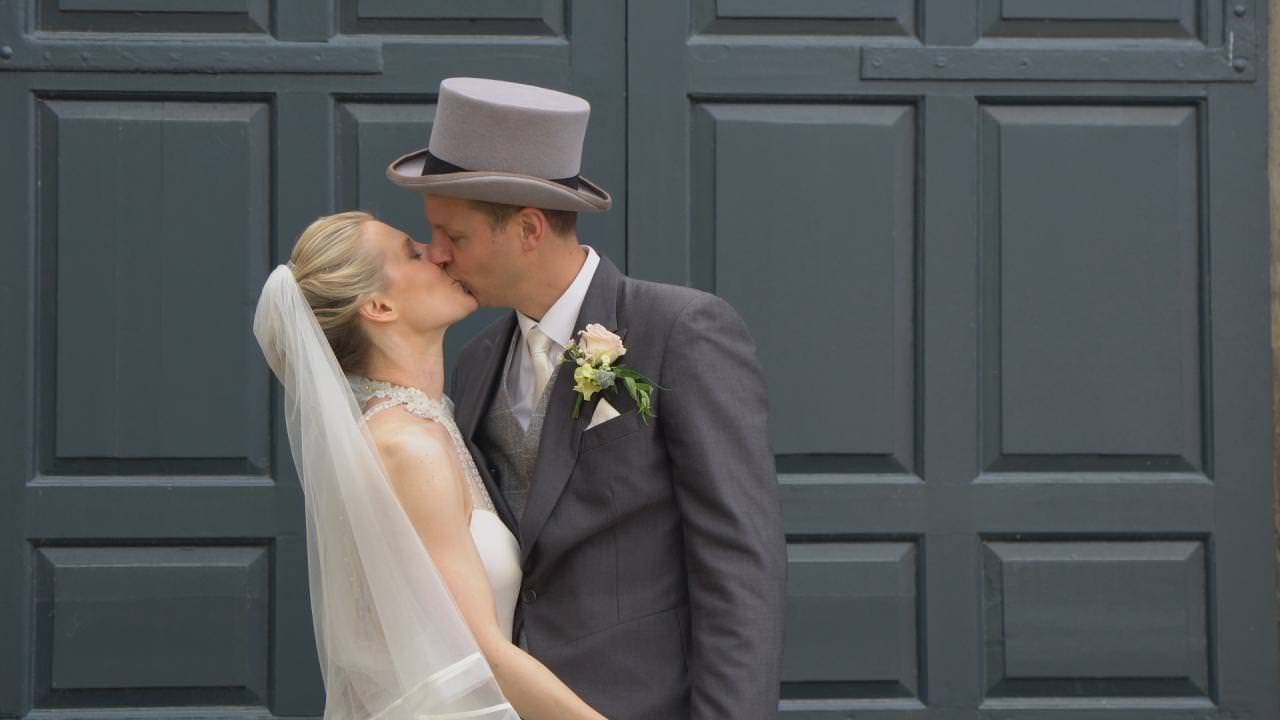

{"left": 348, "top": 375, "right": 495, "bottom": 514}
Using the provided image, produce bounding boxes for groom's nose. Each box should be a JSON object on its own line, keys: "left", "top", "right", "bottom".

{"left": 426, "top": 241, "right": 450, "bottom": 265}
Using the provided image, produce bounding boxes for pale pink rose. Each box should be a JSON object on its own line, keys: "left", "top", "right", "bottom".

{"left": 579, "top": 323, "right": 626, "bottom": 365}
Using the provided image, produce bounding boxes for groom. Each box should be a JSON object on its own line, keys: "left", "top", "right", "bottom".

{"left": 387, "top": 77, "right": 786, "bottom": 719}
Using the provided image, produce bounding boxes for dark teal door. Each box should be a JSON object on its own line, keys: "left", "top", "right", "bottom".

{"left": 626, "top": 1, "right": 1277, "bottom": 718}
{"left": 3, "top": 1, "right": 1277, "bottom": 719}
{"left": 0, "top": 2, "right": 623, "bottom": 717}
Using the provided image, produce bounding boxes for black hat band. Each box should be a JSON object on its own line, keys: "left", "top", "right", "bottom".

{"left": 421, "top": 151, "right": 584, "bottom": 192}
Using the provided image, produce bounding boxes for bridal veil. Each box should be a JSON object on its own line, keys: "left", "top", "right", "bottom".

{"left": 252, "top": 264, "right": 516, "bottom": 720}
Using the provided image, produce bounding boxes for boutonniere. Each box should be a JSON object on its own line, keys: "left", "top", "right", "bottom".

{"left": 561, "top": 323, "right": 658, "bottom": 424}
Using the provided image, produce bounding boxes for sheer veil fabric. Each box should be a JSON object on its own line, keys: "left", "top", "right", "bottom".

{"left": 253, "top": 264, "right": 517, "bottom": 720}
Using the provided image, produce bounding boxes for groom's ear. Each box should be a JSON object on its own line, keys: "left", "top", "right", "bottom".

{"left": 357, "top": 295, "right": 397, "bottom": 324}
{"left": 515, "top": 207, "right": 547, "bottom": 252}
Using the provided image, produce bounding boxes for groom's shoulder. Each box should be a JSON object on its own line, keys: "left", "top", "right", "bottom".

{"left": 454, "top": 312, "right": 512, "bottom": 368}
{"left": 618, "top": 274, "right": 743, "bottom": 328}
{"left": 620, "top": 274, "right": 708, "bottom": 314}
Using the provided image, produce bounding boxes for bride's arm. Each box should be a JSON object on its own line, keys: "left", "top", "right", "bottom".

{"left": 375, "top": 421, "right": 607, "bottom": 720}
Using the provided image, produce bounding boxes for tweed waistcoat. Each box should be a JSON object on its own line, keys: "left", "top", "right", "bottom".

{"left": 477, "top": 339, "right": 563, "bottom": 520}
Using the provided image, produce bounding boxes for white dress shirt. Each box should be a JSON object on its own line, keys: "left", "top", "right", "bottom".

{"left": 507, "top": 245, "right": 600, "bottom": 430}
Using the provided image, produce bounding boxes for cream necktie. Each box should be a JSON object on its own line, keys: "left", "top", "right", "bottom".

{"left": 525, "top": 325, "right": 555, "bottom": 405}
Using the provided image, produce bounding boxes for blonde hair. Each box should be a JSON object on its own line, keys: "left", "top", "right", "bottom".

{"left": 289, "top": 211, "right": 384, "bottom": 374}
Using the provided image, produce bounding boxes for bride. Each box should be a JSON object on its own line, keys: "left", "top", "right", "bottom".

{"left": 253, "top": 210, "right": 606, "bottom": 719}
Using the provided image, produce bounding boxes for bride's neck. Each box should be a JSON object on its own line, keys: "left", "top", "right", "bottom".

{"left": 360, "top": 328, "right": 446, "bottom": 402}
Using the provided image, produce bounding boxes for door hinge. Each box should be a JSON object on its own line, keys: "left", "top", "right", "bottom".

{"left": 1225, "top": 0, "right": 1257, "bottom": 75}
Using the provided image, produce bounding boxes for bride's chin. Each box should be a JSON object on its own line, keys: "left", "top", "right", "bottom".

{"left": 453, "top": 297, "right": 479, "bottom": 320}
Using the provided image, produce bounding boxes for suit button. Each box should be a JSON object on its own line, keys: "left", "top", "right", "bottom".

{"left": 487, "top": 465, "right": 499, "bottom": 476}
{"left": 521, "top": 588, "right": 537, "bottom": 604}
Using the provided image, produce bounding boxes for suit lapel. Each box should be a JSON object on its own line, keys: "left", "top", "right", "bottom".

{"left": 457, "top": 313, "right": 516, "bottom": 442}
{"left": 457, "top": 312, "right": 519, "bottom": 534}
{"left": 519, "top": 254, "right": 622, "bottom": 562}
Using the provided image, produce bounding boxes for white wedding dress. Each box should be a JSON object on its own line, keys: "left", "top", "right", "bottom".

{"left": 351, "top": 376, "right": 522, "bottom": 641}
{"left": 255, "top": 265, "right": 518, "bottom": 718}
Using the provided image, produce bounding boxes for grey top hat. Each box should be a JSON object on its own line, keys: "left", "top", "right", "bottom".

{"left": 386, "top": 77, "right": 611, "bottom": 213}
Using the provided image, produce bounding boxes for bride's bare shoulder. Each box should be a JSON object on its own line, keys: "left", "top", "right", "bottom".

{"left": 365, "top": 408, "right": 470, "bottom": 522}
{"left": 366, "top": 408, "right": 459, "bottom": 480}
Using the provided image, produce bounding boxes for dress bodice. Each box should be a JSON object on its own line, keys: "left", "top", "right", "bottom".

{"left": 349, "top": 375, "right": 522, "bottom": 640}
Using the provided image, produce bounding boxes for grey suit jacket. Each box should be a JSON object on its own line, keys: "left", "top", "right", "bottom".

{"left": 451, "top": 253, "right": 787, "bottom": 719}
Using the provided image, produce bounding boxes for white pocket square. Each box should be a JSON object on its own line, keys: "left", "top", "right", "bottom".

{"left": 587, "top": 397, "right": 621, "bottom": 429}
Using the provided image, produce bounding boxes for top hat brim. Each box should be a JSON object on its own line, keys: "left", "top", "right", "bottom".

{"left": 386, "top": 148, "right": 612, "bottom": 213}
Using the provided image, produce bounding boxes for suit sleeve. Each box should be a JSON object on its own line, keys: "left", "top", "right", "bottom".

{"left": 659, "top": 293, "right": 788, "bottom": 719}
{"left": 449, "top": 352, "right": 462, "bottom": 400}
{"left": 450, "top": 338, "right": 479, "bottom": 405}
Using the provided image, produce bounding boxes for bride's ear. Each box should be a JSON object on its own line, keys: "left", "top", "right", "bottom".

{"left": 358, "top": 294, "right": 397, "bottom": 324}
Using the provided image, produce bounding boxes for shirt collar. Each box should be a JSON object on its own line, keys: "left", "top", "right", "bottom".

{"left": 516, "top": 245, "right": 600, "bottom": 349}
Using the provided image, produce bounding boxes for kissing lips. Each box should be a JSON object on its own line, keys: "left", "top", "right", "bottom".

{"left": 444, "top": 271, "right": 472, "bottom": 296}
